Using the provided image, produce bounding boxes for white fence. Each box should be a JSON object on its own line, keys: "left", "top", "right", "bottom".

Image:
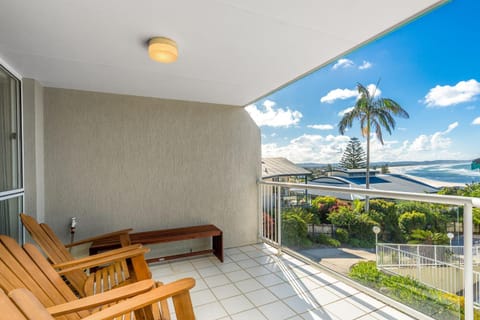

{"left": 259, "top": 180, "right": 480, "bottom": 320}
{"left": 377, "top": 243, "right": 480, "bottom": 306}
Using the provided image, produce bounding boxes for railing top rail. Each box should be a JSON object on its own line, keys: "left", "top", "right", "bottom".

{"left": 259, "top": 180, "right": 480, "bottom": 207}
{"left": 378, "top": 243, "right": 465, "bottom": 249}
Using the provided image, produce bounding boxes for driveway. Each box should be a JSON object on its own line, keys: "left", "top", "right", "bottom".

{"left": 298, "top": 247, "right": 376, "bottom": 275}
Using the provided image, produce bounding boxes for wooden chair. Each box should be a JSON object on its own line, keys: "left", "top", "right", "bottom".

{"left": 0, "top": 235, "right": 195, "bottom": 320}
{"left": 20, "top": 213, "right": 136, "bottom": 297}
{"left": 1, "top": 281, "right": 196, "bottom": 320}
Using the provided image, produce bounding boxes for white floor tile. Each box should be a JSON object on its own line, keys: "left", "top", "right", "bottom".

{"left": 235, "top": 278, "right": 264, "bottom": 293}
{"left": 231, "top": 308, "right": 267, "bottom": 320}
{"left": 284, "top": 295, "right": 319, "bottom": 314}
{"left": 191, "top": 288, "right": 217, "bottom": 306}
{"left": 204, "top": 274, "right": 231, "bottom": 288}
{"left": 255, "top": 273, "right": 284, "bottom": 287}
{"left": 245, "top": 288, "right": 277, "bottom": 307}
{"left": 217, "top": 262, "right": 242, "bottom": 273}
{"left": 236, "top": 259, "right": 260, "bottom": 269}
{"left": 245, "top": 265, "right": 271, "bottom": 277}
{"left": 194, "top": 301, "right": 228, "bottom": 320}
{"left": 211, "top": 283, "right": 242, "bottom": 300}
{"left": 220, "top": 295, "right": 255, "bottom": 315}
{"left": 238, "top": 245, "right": 258, "bottom": 253}
{"left": 268, "top": 282, "right": 300, "bottom": 299}
{"left": 226, "top": 269, "right": 252, "bottom": 282}
{"left": 372, "top": 306, "right": 417, "bottom": 320}
{"left": 198, "top": 265, "right": 223, "bottom": 278}
{"left": 309, "top": 287, "right": 342, "bottom": 306}
{"left": 347, "top": 292, "right": 385, "bottom": 313}
{"left": 323, "top": 299, "right": 366, "bottom": 320}
{"left": 259, "top": 300, "right": 296, "bottom": 320}
{"left": 228, "top": 253, "right": 250, "bottom": 261}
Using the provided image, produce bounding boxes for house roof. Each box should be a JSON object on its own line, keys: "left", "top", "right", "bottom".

{"left": 0, "top": 0, "right": 446, "bottom": 106}
{"left": 262, "top": 158, "right": 311, "bottom": 179}
{"left": 305, "top": 173, "right": 439, "bottom": 200}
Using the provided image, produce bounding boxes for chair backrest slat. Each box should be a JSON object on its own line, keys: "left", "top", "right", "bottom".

{"left": 0, "top": 235, "right": 84, "bottom": 320}
{"left": 0, "top": 289, "right": 27, "bottom": 320}
{"left": 20, "top": 214, "right": 88, "bottom": 296}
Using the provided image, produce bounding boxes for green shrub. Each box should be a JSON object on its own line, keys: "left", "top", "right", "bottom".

{"left": 350, "top": 261, "right": 465, "bottom": 318}
{"left": 398, "top": 211, "right": 426, "bottom": 234}
{"left": 335, "top": 228, "right": 349, "bottom": 243}
{"left": 282, "top": 208, "right": 312, "bottom": 247}
{"left": 311, "top": 233, "right": 340, "bottom": 247}
{"left": 348, "top": 238, "right": 374, "bottom": 248}
{"left": 408, "top": 229, "right": 449, "bottom": 245}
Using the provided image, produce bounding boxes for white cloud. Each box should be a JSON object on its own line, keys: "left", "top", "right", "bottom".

{"left": 307, "top": 124, "right": 334, "bottom": 130}
{"left": 262, "top": 134, "right": 350, "bottom": 163}
{"left": 262, "top": 127, "right": 465, "bottom": 163}
{"left": 472, "top": 117, "right": 480, "bottom": 125}
{"left": 338, "top": 107, "right": 355, "bottom": 116}
{"left": 321, "top": 83, "right": 381, "bottom": 104}
{"left": 320, "top": 88, "right": 357, "bottom": 104}
{"left": 332, "top": 58, "right": 354, "bottom": 70}
{"left": 245, "top": 99, "right": 302, "bottom": 127}
{"left": 358, "top": 61, "right": 372, "bottom": 70}
{"left": 424, "top": 79, "right": 480, "bottom": 107}
{"left": 409, "top": 122, "right": 458, "bottom": 152}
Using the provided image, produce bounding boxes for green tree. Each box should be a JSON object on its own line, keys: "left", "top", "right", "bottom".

{"left": 338, "top": 82, "right": 409, "bottom": 211}
{"left": 339, "top": 137, "right": 366, "bottom": 169}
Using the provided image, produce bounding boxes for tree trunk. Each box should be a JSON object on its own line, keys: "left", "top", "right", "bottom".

{"left": 365, "top": 119, "right": 370, "bottom": 212}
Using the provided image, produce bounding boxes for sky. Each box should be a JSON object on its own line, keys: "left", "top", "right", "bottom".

{"left": 245, "top": 0, "right": 480, "bottom": 165}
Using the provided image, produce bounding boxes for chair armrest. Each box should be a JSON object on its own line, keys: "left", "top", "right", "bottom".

{"left": 43, "top": 279, "right": 156, "bottom": 316}
{"left": 64, "top": 228, "right": 133, "bottom": 248}
{"left": 53, "top": 246, "right": 150, "bottom": 274}
{"left": 78, "top": 278, "right": 195, "bottom": 320}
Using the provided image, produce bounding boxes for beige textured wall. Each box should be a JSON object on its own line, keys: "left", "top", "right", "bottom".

{"left": 43, "top": 88, "right": 261, "bottom": 249}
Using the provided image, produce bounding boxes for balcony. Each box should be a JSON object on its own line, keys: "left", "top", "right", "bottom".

{"left": 0, "top": 0, "right": 458, "bottom": 319}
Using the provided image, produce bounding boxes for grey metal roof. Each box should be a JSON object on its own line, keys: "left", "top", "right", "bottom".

{"left": 300, "top": 173, "right": 439, "bottom": 200}
{"left": 262, "top": 158, "right": 311, "bottom": 178}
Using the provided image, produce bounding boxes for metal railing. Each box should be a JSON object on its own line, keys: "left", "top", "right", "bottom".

{"left": 377, "top": 243, "right": 480, "bottom": 267}
{"left": 259, "top": 180, "right": 480, "bottom": 320}
{"left": 377, "top": 243, "right": 480, "bottom": 303}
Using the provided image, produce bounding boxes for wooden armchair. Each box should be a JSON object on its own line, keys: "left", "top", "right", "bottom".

{"left": 0, "top": 235, "right": 195, "bottom": 320}
{"left": 20, "top": 213, "right": 137, "bottom": 296}
{"left": 1, "top": 278, "right": 195, "bottom": 320}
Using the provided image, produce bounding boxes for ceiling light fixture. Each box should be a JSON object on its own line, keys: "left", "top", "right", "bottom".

{"left": 148, "top": 37, "right": 178, "bottom": 63}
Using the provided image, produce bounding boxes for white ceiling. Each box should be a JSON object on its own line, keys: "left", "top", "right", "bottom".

{"left": 0, "top": 0, "right": 446, "bottom": 106}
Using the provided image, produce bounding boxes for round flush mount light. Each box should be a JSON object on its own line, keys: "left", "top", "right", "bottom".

{"left": 148, "top": 37, "right": 178, "bottom": 63}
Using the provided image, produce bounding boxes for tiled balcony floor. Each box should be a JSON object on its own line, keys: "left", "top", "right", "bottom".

{"left": 149, "top": 243, "right": 416, "bottom": 320}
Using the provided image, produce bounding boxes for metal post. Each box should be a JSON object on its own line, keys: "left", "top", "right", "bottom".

{"left": 276, "top": 185, "right": 282, "bottom": 255}
{"left": 464, "top": 202, "right": 473, "bottom": 320}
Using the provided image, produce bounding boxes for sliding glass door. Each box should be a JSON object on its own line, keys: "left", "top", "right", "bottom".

{"left": 0, "top": 65, "right": 23, "bottom": 242}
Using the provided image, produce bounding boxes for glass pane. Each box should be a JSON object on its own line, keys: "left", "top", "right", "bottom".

{"left": 0, "top": 195, "right": 23, "bottom": 242}
{"left": 0, "top": 66, "right": 21, "bottom": 192}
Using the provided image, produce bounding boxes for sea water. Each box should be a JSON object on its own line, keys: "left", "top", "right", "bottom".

{"left": 393, "top": 162, "right": 480, "bottom": 184}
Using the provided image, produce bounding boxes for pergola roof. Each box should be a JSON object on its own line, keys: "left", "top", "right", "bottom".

{"left": 0, "top": 0, "right": 446, "bottom": 106}
{"left": 262, "top": 158, "right": 311, "bottom": 178}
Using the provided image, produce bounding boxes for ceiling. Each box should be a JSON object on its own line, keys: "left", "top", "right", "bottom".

{"left": 0, "top": 0, "right": 446, "bottom": 106}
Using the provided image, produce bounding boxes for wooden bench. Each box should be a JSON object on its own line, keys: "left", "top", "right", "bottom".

{"left": 90, "top": 224, "right": 223, "bottom": 264}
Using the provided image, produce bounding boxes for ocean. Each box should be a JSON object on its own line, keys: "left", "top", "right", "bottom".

{"left": 391, "top": 162, "right": 480, "bottom": 184}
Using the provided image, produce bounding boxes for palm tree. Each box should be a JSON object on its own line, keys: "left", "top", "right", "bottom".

{"left": 338, "top": 82, "right": 409, "bottom": 211}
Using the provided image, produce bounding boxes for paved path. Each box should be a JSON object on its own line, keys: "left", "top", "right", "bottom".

{"left": 299, "top": 247, "right": 376, "bottom": 275}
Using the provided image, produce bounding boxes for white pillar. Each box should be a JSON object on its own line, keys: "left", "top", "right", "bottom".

{"left": 464, "top": 201, "right": 473, "bottom": 320}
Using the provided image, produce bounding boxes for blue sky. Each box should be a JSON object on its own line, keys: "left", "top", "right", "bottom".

{"left": 246, "top": 0, "right": 480, "bottom": 164}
